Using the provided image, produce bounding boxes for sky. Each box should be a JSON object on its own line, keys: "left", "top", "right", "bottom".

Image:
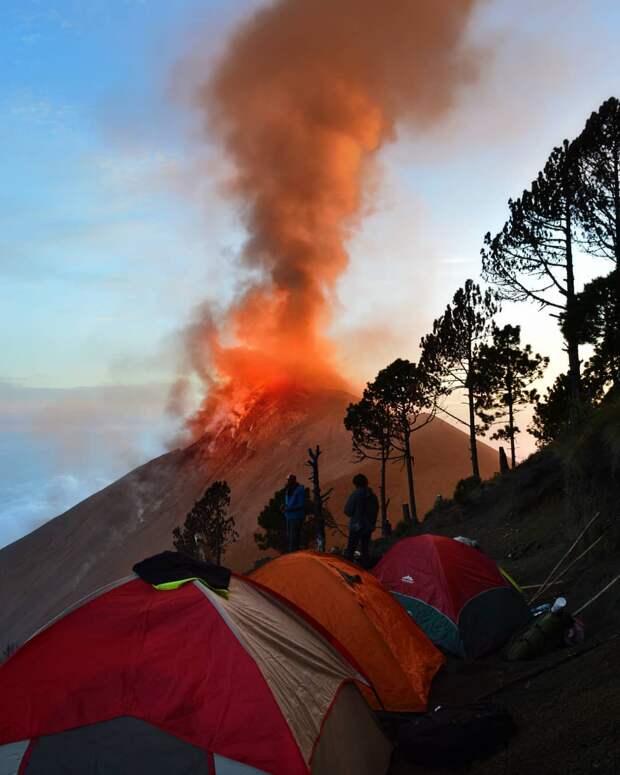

{"left": 2, "top": 0, "right": 620, "bottom": 548}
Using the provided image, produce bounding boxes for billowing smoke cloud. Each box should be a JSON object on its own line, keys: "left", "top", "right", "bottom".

{"left": 177, "top": 0, "right": 482, "bottom": 439}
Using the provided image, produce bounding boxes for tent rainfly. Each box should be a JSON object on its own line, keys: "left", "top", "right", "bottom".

{"left": 373, "top": 534, "right": 532, "bottom": 658}
{"left": 251, "top": 551, "right": 444, "bottom": 711}
{"left": 0, "top": 575, "right": 392, "bottom": 775}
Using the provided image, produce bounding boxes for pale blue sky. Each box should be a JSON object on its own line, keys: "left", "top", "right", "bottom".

{"left": 2, "top": 0, "right": 620, "bottom": 547}
{"left": 1, "top": 0, "right": 241, "bottom": 388}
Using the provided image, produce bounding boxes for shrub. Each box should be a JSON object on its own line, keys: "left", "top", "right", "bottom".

{"left": 453, "top": 475, "right": 482, "bottom": 506}
{"left": 392, "top": 518, "right": 415, "bottom": 539}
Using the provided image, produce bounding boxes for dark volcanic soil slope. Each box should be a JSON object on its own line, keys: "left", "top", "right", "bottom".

{"left": 0, "top": 387, "right": 497, "bottom": 648}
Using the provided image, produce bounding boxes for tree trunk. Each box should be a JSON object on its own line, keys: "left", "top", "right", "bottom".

{"left": 613, "top": 143, "right": 620, "bottom": 269}
{"left": 467, "top": 382, "right": 480, "bottom": 480}
{"left": 380, "top": 452, "right": 388, "bottom": 536}
{"left": 507, "top": 380, "right": 516, "bottom": 468}
{"left": 499, "top": 447, "right": 510, "bottom": 474}
{"left": 402, "top": 427, "right": 418, "bottom": 523}
{"left": 612, "top": 144, "right": 620, "bottom": 390}
{"left": 307, "top": 446, "right": 325, "bottom": 551}
{"left": 564, "top": 193, "right": 581, "bottom": 410}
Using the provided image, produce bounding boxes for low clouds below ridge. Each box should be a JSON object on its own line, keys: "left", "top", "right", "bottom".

{"left": 0, "top": 381, "right": 174, "bottom": 549}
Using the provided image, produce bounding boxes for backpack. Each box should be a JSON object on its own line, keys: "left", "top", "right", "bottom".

{"left": 504, "top": 609, "right": 572, "bottom": 660}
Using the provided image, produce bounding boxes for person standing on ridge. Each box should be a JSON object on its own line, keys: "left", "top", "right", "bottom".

{"left": 344, "top": 473, "right": 379, "bottom": 568}
{"left": 283, "top": 474, "right": 306, "bottom": 553}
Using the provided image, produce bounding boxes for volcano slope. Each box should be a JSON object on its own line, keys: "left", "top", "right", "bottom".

{"left": 0, "top": 385, "right": 497, "bottom": 649}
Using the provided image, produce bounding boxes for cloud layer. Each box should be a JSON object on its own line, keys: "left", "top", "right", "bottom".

{"left": 0, "top": 382, "right": 173, "bottom": 549}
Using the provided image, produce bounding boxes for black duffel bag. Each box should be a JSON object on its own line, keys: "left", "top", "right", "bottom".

{"left": 394, "top": 702, "right": 517, "bottom": 770}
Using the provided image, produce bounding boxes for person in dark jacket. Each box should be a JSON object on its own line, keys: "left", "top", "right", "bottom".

{"left": 282, "top": 474, "right": 306, "bottom": 553}
{"left": 344, "top": 473, "right": 379, "bottom": 568}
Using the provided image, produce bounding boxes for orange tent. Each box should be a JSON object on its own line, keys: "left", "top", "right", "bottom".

{"left": 251, "top": 551, "right": 444, "bottom": 712}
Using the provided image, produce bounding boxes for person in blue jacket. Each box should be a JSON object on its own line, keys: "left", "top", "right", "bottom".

{"left": 282, "top": 474, "right": 306, "bottom": 553}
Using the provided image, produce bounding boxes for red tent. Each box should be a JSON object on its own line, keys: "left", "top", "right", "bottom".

{"left": 0, "top": 575, "right": 392, "bottom": 775}
{"left": 373, "top": 535, "right": 531, "bottom": 658}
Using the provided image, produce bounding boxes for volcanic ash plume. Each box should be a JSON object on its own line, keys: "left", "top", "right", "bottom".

{"left": 178, "top": 0, "right": 482, "bottom": 440}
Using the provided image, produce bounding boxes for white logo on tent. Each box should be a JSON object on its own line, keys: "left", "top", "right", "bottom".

{"left": 401, "top": 575, "right": 414, "bottom": 584}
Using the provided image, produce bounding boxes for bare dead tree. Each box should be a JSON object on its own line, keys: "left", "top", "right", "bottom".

{"left": 305, "top": 445, "right": 333, "bottom": 552}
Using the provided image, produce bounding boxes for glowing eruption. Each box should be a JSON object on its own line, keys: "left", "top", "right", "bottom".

{"left": 177, "top": 0, "right": 482, "bottom": 438}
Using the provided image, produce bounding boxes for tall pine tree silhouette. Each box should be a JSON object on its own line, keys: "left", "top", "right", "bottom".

{"left": 372, "top": 359, "right": 440, "bottom": 524}
{"left": 574, "top": 97, "right": 620, "bottom": 368}
{"left": 575, "top": 98, "right": 620, "bottom": 279}
{"left": 482, "top": 141, "right": 582, "bottom": 407}
{"left": 479, "top": 324, "right": 548, "bottom": 467}
{"left": 421, "top": 279, "right": 497, "bottom": 480}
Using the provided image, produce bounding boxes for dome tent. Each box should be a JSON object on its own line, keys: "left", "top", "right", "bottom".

{"left": 373, "top": 534, "right": 532, "bottom": 658}
{"left": 0, "top": 575, "right": 392, "bottom": 775}
{"left": 251, "top": 551, "right": 444, "bottom": 712}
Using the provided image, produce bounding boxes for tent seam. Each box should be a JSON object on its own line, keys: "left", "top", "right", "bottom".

{"left": 191, "top": 581, "right": 310, "bottom": 773}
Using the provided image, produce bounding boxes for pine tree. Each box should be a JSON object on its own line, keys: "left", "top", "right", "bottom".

{"left": 479, "top": 324, "right": 549, "bottom": 467}
{"left": 173, "top": 481, "right": 238, "bottom": 565}
{"left": 344, "top": 383, "right": 395, "bottom": 535}
{"left": 482, "top": 141, "right": 582, "bottom": 406}
{"left": 530, "top": 371, "right": 601, "bottom": 447}
{"left": 566, "top": 269, "right": 620, "bottom": 395}
{"left": 574, "top": 98, "right": 620, "bottom": 293}
{"left": 420, "top": 279, "right": 497, "bottom": 480}
{"left": 573, "top": 98, "right": 620, "bottom": 387}
{"left": 372, "top": 358, "right": 441, "bottom": 523}
{"left": 529, "top": 374, "right": 570, "bottom": 447}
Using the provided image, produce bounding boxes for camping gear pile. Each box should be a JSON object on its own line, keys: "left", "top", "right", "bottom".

{"left": 502, "top": 512, "right": 619, "bottom": 660}
{"left": 0, "top": 537, "right": 538, "bottom": 774}
{"left": 504, "top": 597, "right": 576, "bottom": 660}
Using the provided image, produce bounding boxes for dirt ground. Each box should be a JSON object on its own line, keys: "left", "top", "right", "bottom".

{"left": 389, "top": 630, "right": 620, "bottom": 774}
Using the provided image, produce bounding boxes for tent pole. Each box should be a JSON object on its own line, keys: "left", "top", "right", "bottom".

{"left": 534, "top": 531, "right": 608, "bottom": 601}
{"left": 573, "top": 573, "right": 620, "bottom": 617}
{"left": 529, "top": 512, "right": 600, "bottom": 604}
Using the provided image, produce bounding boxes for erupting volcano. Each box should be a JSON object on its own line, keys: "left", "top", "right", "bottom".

{"left": 0, "top": 0, "right": 497, "bottom": 653}
{"left": 175, "top": 0, "right": 482, "bottom": 437}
